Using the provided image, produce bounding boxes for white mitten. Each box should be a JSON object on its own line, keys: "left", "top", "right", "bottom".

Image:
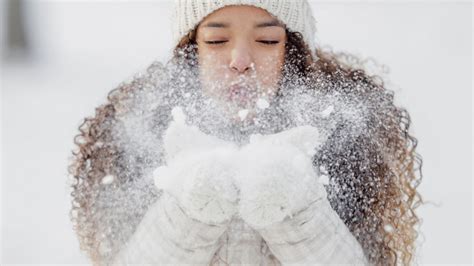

{"left": 162, "top": 106, "right": 236, "bottom": 163}
{"left": 153, "top": 107, "right": 240, "bottom": 225}
{"left": 237, "top": 126, "right": 327, "bottom": 229}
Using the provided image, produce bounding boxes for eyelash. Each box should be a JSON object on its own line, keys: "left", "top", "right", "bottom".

{"left": 205, "top": 40, "right": 280, "bottom": 45}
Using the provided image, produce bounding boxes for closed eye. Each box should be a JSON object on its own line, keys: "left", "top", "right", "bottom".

{"left": 205, "top": 40, "right": 280, "bottom": 45}
{"left": 258, "top": 40, "right": 280, "bottom": 45}
{"left": 205, "top": 40, "right": 228, "bottom": 45}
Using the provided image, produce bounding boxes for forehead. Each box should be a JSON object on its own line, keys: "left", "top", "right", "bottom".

{"left": 198, "top": 5, "right": 284, "bottom": 29}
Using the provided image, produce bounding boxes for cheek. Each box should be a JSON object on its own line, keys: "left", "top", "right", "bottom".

{"left": 198, "top": 50, "right": 228, "bottom": 95}
{"left": 255, "top": 51, "right": 285, "bottom": 92}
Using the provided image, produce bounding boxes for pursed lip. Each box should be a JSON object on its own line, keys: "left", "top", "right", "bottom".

{"left": 227, "top": 84, "right": 253, "bottom": 105}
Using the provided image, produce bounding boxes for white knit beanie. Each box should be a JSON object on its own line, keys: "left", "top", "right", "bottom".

{"left": 171, "top": 0, "right": 318, "bottom": 56}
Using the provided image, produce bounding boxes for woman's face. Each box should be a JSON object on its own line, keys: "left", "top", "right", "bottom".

{"left": 196, "top": 5, "right": 287, "bottom": 121}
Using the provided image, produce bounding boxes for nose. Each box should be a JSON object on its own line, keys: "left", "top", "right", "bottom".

{"left": 229, "top": 43, "right": 253, "bottom": 73}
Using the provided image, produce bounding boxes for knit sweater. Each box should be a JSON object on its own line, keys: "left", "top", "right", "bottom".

{"left": 111, "top": 191, "right": 369, "bottom": 265}
{"left": 111, "top": 108, "right": 369, "bottom": 265}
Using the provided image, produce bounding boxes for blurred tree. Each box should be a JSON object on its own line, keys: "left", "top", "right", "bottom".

{"left": 3, "top": 0, "right": 30, "bottom": 60}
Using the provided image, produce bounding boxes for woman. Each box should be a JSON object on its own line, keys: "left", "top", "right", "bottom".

{"left": 69, "top": 1, "right": 423, "bottom": 265}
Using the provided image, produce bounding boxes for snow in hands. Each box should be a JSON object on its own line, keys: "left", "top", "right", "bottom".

{"left": 153, "top": 107, "right": 328, "bottom": 228}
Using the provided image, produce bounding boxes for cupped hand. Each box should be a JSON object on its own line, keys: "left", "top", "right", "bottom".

{"left": 237, "top": 126, "right": 328, "bottom": 229}
{"left": 153, "top": 107, "right": 240, "bottom": 225}
{"left": 154, "top": 107, "right": 328, "bottom": 228}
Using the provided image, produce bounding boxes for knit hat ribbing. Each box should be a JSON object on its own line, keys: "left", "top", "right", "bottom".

{"left": 172, "top": 0, "right": 318, "bottom": 56}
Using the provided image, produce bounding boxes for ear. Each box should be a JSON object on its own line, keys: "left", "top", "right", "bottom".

{"left": 163, "top": 106, "right": 236, "bottom": 162}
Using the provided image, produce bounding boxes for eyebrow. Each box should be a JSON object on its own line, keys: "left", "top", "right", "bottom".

{"left": 202, "top": 19, "right": 284, "bottom": 29}
{"left": 255, "top": 19, "right": 284, "bottom": 28}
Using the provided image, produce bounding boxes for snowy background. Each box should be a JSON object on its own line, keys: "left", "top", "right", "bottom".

{"left": 1, "top": 0, "right": 472, "bottom": 264}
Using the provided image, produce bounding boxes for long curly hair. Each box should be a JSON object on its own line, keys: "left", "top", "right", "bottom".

{"left": 69, "top": 25, "right": 423, "bottom": 265}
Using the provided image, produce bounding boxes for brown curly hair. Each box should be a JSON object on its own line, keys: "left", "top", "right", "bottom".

{"left": 69, "top": 26, "right": 423, "bottom": 265}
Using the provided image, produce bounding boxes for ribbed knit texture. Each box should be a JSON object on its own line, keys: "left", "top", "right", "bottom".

{"left": 171, "top": 0, "right": 318, "bottom": 55}
{"left": 111, "top": 185, "right": 369, "bottom": 265}
{"left": 111, "top": 107, "right": 369, "bottom": 265}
